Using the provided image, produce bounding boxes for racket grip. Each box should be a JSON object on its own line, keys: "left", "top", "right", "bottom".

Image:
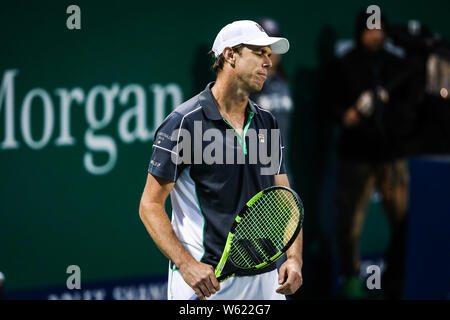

{"left": 189, "top": 293, "right": 199, "bottom": 300}
{"left": 189, "top": 293, "right": 209, "bottom": 300}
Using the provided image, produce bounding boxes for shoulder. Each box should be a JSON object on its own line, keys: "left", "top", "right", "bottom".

{"left": 173, "top": 94, "right": 202, "bottom": 117}
{"left": 251, "top": 100, "right": 279, "bottom": 127}
{"left": 340, "top": 46, "right": 359, "bottom": 61}
{"left": 382, "top": 48, "right": 405, "bottom": 64}
{"left": 159, "top": 94, "right": 203, "bottom": 130}
{"left": 333, "top": 48, "right": 358, "bottom": 73}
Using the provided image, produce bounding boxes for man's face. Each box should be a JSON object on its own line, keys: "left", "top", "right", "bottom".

{"left": 234, "top": 45, "right": 273, "bottom": 92}
{"left": 361, "top": 28, "right": 385, "bottom": 52}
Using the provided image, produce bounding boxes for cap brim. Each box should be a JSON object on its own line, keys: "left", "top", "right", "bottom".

{"left": 244, "top": 36, "right": 290, "bottom": 54}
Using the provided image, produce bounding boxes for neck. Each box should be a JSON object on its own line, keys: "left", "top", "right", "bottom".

{"left": 211, "top": 74, "right": 248, "bottom": 115}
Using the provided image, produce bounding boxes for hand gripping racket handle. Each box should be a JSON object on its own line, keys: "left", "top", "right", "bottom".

{"left": 188, "top": 274, "right": 227, "bottom": 300}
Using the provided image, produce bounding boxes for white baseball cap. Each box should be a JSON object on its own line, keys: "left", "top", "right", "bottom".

{"left": 212, "top": 20, "right": 290, "bottom": 58}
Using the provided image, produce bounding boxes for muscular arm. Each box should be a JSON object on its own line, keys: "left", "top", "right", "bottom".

{"left": 274, "top": 174, "right": 304, "bottom": 295}
{"left": 139, "top": 173, "right": 219, "bottom": 299}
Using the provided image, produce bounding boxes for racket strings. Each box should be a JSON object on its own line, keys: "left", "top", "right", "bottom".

{"left": 232, "top": 191, "right": 298, "bottom": 266}
{"left": 230, "top": 189, "right": 301, "bottom": 268}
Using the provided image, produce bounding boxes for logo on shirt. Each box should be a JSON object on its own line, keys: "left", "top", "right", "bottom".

{"left": 150, "top": 160, "right": 161, "bottom": 167}
{"left": 258, "top": 133, "right": 265, "bottom": 143}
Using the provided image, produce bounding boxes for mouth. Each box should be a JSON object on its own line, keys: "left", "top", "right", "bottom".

{"left": 256, "top": 72, "right": 267, "bottom": 80}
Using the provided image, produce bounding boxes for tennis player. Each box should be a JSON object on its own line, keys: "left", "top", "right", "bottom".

{"left": 139, "top": 20, "right": 303, "bottom": 300}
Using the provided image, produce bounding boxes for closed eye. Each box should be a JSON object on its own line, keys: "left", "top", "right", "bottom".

{"left": 253, "top": 50, "right": 271, "bottom": 57}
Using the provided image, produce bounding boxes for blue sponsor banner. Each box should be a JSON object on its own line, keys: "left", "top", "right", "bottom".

{"left": 4, "top": 274, "right": 167, "bottom": 300}
{"left": 404, "top": 156, "right": 450, "bottom": 299}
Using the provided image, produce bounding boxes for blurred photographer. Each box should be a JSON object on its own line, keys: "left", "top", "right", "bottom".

{"left": 389, "top": 20, "right": 450, "bottom": 154}
{"left": 328, "top": 10, "right": 415, "bottom": 299}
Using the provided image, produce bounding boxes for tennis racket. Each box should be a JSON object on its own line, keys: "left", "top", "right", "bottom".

{"left": 189, "top": 185, "right": 304, "bottom": 300}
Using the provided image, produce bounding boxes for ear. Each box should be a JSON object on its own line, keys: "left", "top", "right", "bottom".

{"left": 223, "top": 47, "right": 236, "bottom": 67}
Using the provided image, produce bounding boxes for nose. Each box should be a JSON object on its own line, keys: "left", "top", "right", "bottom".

{"left": 263, "top": 56, "right": 272, "bottom": 68}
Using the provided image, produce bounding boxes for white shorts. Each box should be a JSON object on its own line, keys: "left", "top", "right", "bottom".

{"left": 167, "top": 266, "right": 286, "bottom": 300}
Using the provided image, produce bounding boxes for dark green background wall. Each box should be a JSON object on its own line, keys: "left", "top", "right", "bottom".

{"left": 1, "top": 0, "right": 449, "bottom": 293}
